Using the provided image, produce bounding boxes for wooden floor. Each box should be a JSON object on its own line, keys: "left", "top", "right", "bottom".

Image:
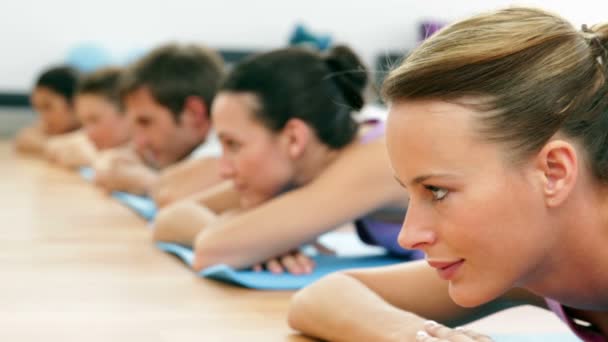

{"left": 0, "top": 141, "right": 569, "bottom": 341}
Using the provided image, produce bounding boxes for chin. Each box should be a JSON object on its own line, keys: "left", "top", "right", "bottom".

{"left": 240, "top": 195, "right": 262, "bottom": 209}
{"left": 448, "top": 281, "right": 504, "bottom": 308}
{"left": 240, "top": 191, "right": 273, "bottom": 209}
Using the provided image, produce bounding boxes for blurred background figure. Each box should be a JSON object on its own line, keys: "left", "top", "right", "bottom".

{"left": 14, "top": 66, "right": 82, "bottom": 154}
{"left": 92, "top": 44, "right": 226, "bottom": 202}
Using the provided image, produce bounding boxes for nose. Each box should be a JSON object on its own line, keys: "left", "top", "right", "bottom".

{"left": 397, "top": 201, "right": 437, "bottom": 251}
{"left": 218, "top": 155, "right": 236, "bottom": 179}
{"left": 133, "top": 131, "right": 148, "bottom": 151}
{"left": 85, "top": 126, "right": 100, "bottom": 148}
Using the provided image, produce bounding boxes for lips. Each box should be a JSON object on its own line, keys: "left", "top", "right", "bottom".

{"left": 427, "top": 259, "right": 465, "bottom": 281}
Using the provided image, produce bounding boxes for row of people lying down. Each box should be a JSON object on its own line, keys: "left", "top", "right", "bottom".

{"left": 17, "top": 43, "right": 417, "bottom": 270}
{"left": 16, "top": 45, "right": 226, "bottom": 205}
{"left": 16, "top": 6, "right": 608, "bottom": 341}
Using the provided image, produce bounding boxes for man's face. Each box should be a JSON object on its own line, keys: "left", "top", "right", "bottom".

{"left": 124, "top": 87, "right": 201, "bottom": 168}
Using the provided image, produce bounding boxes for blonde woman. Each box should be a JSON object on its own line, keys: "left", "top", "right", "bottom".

{"left": 288, "top": 7, "right": 608, "bottom": 341}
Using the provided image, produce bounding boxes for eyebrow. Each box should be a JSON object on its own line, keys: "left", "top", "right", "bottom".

{"left": 217, "top": 132, "right": 233, "bottom": 141}
{"left": 394, "top": 173, "right": 458, "bottom": 188}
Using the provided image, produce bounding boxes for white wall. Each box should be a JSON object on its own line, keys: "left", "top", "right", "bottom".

{"left": 1, "top": 0, "right": 606, "bottom": 92}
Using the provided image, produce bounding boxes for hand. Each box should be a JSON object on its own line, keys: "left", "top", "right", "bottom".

{"left": 14, "top": 124, "right": 47, "bottom": 154}
{"left": 416, "top": 321, "right": 494, "bottom": 342}
{"left": 252, "top": 241, "right": 335, "bottom": 275}
{"left": 94, "top": 153, "right": 156, "bottom": 194}
{"left": 45, "top": 136, "right": 95, "bottom": 168}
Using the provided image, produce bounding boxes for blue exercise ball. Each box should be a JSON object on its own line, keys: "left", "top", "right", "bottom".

{"left": 66, "top": 43, "right": 113, "bottom": 72}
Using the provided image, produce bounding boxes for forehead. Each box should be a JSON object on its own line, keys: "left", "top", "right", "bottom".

{"left": 212, "top": 92, "right": 265, "bottom": 132}
{"left": 386, "top": 99, "right": 496, "bottom": 180}
{"left": 75, "top": 93, "right": 110, "bottom": 106}
{"left": 387, "top": 99, "right": 476, "bottom": 136}
{"left": 32, "top": 86, "right": 63, "bottom": 103}
{"left": 75, "top": 94, "right": 116, "bottom": 116}
{"left": 124, "top": 87, "right": 168, "bottom": 116}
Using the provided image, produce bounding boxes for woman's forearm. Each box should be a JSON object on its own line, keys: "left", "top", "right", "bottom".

{"left": 288, "top": 273, "right": 426, "bottom": 342}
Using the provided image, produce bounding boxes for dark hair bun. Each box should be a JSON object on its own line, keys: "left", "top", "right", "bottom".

{"left": 323, "top": 45, "right": 368, "bottom": 111}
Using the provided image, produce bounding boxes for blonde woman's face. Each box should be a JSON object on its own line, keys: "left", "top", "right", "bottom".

{"left": 386, "top": 99, "right": 552, "bottom": 307}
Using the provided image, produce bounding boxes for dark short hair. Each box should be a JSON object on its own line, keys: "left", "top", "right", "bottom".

{"left": 77, "top": 67, "right": 123, "bottom": 106}
{"left": 119, "top": 43, "right": 225, "bottom": 121}
{"left": 221, "top": 45, "right": 368, "bottom": 149}
{"left": 35, "top": 65, "right": 80, "bottom": 103}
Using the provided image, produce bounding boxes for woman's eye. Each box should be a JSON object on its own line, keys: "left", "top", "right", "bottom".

{"left": 136, "top": 117, "right": 150, "bottom": 127}
{"left": 426, "top": 185, "right": 448, "bottom": 201}
{"left": 223, "top": 140, "right": 240, "bottom": 152}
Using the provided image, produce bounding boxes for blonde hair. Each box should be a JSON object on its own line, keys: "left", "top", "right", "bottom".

{"left": 384, "top": 7, "right": 608, "bottom": 179}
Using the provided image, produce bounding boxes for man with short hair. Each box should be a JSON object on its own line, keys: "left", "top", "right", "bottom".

{"left": 94, "top": 43, "right": 225, "bottom": 204}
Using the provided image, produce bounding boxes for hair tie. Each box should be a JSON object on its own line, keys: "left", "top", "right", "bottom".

{"left": 582, "top": 24, "right": 607, "bottom": 66}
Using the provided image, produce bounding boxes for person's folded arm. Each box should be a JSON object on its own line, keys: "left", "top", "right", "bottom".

{"left": 192, "top": 139, "right": 407, "bottom": 271}
{"left": 151, "top": 157, "right": 223, "bottom": 208}
{"left": 288, "top": 261, "right": 543, "bottom": 342}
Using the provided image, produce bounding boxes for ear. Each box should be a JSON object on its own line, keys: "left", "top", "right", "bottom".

{"left": 180, "top": 96, "right": 210, "bottom": 133}
{"left": 280, "top": 118, "right": 313, "bottom": 159}
{"left": 534, "top": 139, "right": 578, "bottom": 207}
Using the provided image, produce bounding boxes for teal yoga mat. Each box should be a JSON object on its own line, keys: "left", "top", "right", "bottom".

{"left": 79, "top": 167, "right": 157, "bottom": 221}
{"left": 156, "top": 241, "right": 403, "bottom": 290}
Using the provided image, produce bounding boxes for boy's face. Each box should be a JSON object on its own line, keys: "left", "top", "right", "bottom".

{"left": 124, "top": 86, "right": 201, "bottom": 168}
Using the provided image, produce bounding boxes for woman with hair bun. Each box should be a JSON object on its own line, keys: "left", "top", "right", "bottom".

{"left": 152, "top": 45, "right": 422, "bottom": 274}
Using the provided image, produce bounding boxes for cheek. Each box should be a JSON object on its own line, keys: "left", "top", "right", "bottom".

{"left": 87, "top": 124, "right": 101, "bottom": 139}
{"left": 159, "top": 121, "right": 181, "bottom": 143}
{"left": 96, "top": 122, "right": 116, "bottom": 145}
{"left": 138, "top": 123, "right": 164, "bottom": 145}
{"left": 241, "top": 149, "right": 289, "bottom": 189}
{"left": 439, "top": 179, "right": 518, "bottom": 252}
{"left": 448, "top": 177, "right": 546, "bottom": 269}
{"left": 236, "top": 150, "right": 269, "bottom": 179}
{"left": 54, "top": 103, "right": 72, "bottom": 121}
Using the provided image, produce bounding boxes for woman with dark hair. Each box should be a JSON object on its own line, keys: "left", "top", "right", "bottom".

{"left": 15, "top": 65, "right": 82, "bottom": 154}
{"left": 153, "top": 45, "right": 422, "bottom": 274}
{"left": 44, "top": 67, "right": 134, "bottom": 168}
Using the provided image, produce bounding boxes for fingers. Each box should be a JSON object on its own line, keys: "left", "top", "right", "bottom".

{"left": 266, "top": 258, "right": 284, "bottom": 274}
{"left": 415, "top": 331, "right": 444, "bottom": 342}
{"left": 416, "top": 321, "right": 493, "bottom": 342}
{"left": 294, "top": 252, "right": 315, "bottom": 273}
{"left": 281, "top": 252, "right": 314, "bottom": 275}
{"left": 255, "top": 251, "right": 316, "bottom": 275}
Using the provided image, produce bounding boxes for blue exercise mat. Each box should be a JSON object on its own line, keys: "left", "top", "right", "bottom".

{"left": 156, "top": 242, "right": 403, "bottom": 290}
{"left": 79, "top": 167, "right": 157, "bottom": 221}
